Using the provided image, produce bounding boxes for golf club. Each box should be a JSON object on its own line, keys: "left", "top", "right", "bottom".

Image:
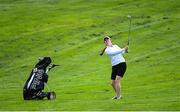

{"left": 127, "top": 15, "right": 132, "bottom": 46}
{"left": 99, "top": 15, "right": 132, "bottom": 56}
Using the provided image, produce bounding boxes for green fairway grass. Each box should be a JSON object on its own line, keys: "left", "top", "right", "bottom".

{"left": 0, "top": 0, "right": 179, "bottom": 111}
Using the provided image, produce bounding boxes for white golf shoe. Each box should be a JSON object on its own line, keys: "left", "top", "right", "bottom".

{"left": 112, "top": 96, "right": 122, "bottom": 100}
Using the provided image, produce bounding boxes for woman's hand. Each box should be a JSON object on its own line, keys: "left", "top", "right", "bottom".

{"left": 124, "top": 46, "right": 129, "bottom": 53}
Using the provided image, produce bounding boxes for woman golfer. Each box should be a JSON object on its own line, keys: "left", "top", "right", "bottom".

{"left": 102, "top": 36, "right": 128, "bottom": 99}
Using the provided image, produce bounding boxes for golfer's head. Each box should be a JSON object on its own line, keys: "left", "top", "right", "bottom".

{"left": 104, "top": 36, "right": 111, "bottom": 46}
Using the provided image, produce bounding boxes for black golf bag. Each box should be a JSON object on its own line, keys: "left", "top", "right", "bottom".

{"left": 23, "top": 57, "right": 58, "bottom": 100}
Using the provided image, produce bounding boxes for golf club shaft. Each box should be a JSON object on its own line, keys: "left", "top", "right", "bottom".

{"left": 44, "top": 83, "right": 51, "bottom": 91}
{"left": 127, "top": 17, "right": 132, "bottom": 46}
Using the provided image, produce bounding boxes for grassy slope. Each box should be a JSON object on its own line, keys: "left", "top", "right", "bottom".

{"left": 0, "top": 0, "right": 180, "bottom": 111}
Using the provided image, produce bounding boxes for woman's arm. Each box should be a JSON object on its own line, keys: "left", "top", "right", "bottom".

{"left": 105, "top": 48, "right": 125, "bottom": 56}
{"left": 105, "top": 45, "right": 128, "bottom": 56}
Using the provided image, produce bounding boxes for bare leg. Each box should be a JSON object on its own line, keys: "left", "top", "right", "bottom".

{"left": 111, "top": 80, "right": 116, "bottom": 93}
{"left": 115, "top": 76, "right": 122, "bottom": 97}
